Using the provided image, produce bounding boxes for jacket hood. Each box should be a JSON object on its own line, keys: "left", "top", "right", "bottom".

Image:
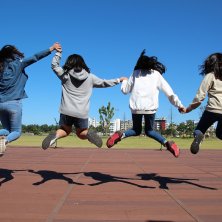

{"left": 68, "top": 69, "right": 89, "bottom": 81}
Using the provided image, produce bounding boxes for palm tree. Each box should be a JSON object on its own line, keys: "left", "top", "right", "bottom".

{"left": 99, "top": 102, "right": 114, "bottom": 136}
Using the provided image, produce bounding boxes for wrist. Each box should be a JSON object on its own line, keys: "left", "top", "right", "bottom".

{"left": 49, "top": 46, "right": 54, "bottom": 52}
{"left": 187, "top": 106, "right": 193, "bottom": 113}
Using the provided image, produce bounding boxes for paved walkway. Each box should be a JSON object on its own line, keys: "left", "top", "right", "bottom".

{"left": 0, "top": 147, "right": 222, "bottom": 222}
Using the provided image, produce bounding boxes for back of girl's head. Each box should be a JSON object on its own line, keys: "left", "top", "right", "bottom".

{"left": 63, "top": 53, "right": 90, "bottom": 73}
{"left": 200, "top": 53, "right": 222, "bottom": 80}
{"left": 0, "top": 45, "right": 24, "bottom": 73}
{"left": 0, "top": 45, "right": 24, "bottom": 60}
{"left": 134, "top": 49, "right": 166, "bottom": 74}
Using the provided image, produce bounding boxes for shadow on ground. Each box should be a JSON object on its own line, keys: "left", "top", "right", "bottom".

{"left": 0, "top": 168, "right": 217, "bottom": 190}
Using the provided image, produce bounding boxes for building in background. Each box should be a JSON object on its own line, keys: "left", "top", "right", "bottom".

{"left": 120, "top": 120, "right": 133, "bottom": 132}
{"left": 88, "top": 117, "right": 100, "bottom": 128}
{"left": 110, "top": 119, "right": 121, "bottom": 133}
{"left": 89, "top": 117, "right": 167, "bottom": 134}
{"left": 154, "top": 118, "right": 167, "bottom": 131}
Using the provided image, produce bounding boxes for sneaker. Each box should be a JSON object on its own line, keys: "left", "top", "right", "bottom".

{"left": 106, "top": 131, "right": 123, "bottom": 148}
{"left": 87, "top": 130, "right": 103, "bottom": 148}
{"left": 165, "top": 141, "right": 180, "bottom": 158}
{"left": 42, "top": 133, "right": 57, "bottom": 150}
{"left": 190, "top": 133, "right": 204, "bottom": 154}
{"left": 0, "top": 136, "right": 6, "bottom": 157}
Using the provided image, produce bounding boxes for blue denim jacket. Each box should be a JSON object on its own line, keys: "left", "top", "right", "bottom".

{"left": 0, "top": 49, "right": 51, "bottom": 102}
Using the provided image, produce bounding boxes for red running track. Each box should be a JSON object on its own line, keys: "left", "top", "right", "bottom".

{"left": 0, "top": 147, "right": 222, "bottom": 222}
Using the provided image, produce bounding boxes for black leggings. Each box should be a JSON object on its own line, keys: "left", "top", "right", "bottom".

{"left": 195, "top": 110, "right": 222, "bottom": 139}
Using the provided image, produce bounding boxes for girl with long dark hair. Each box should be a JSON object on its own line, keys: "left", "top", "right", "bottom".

{"left": 180, "top": 53, "right": 222, "bottom": 154}
{"left": 0, "top": 43, "right": 61, "bottom": 156}
{"left": 106, "top": 50, "right": 184, "bottom": 158}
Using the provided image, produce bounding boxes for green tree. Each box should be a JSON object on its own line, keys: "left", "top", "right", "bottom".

{"left": 40, "top": 124, "right": 50, "bottom": 133}
{"left": 165, "top": 123, "right": 177, "bottom": 137}
{"left": 99, "top": 102, "right": 114, "bottom": 135}
{"left": 185, "top": 120, "right": 195, "bottom": 138}
{"left": 25, "top": 124, "right": 41, "bottom": 135}
{"left": 96, "top": 125, "right": 103, "bottom": 133}
{"left": 177, "top": 122, "right": 187, "bottom": 137}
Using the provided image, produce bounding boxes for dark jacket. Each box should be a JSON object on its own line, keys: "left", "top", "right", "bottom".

{"left": 0, "top": 49, "right": 51, "bottom": 102}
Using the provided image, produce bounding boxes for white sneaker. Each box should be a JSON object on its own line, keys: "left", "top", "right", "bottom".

{"left": 0, "top": 136, "right": 6, "bottom": 157}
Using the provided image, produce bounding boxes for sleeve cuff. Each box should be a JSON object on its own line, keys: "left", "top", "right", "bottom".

{"left": 55, "top": 52, "right": 62, "bottom": 57}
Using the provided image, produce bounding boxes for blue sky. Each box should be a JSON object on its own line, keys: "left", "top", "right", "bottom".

{"left": 1, "top": 0, "right": 222, "bottom": 125}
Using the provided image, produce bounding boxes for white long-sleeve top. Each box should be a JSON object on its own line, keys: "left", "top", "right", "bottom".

{"left": 121, "top": 69, "right": 183, "bottom": 114}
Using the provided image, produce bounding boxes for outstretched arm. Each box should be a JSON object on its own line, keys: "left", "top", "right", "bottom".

{"left": 159, "top": 75, "right": 183, "bottom": 108}
{"left": 119, "top": 77, "right": 128, "bottom": 82}
{"left": 179, "top": 102, "right": 201, "bottom": 113}
{"left": 92, "top": 74, "right": 127, "bottom": 88}
{"left": 179, "top": 74, "right": 213, "bottom": 114}
{"left": 21, "top": 42, "right": 61, "bottom": 69}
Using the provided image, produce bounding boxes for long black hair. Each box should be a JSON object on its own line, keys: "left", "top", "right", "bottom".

{"left": 0, "top": 45, "right": 24, "bottom": 73}
{"left": 134, "top": 49, "right": 166, "bottom": 74}
{"left": 63, "top": 54, "right": 90, "bottom": 73}
{"left": 199, "top": 53, "right": 222, "bottom": 80}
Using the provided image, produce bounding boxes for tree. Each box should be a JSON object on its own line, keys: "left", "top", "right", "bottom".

{"left": 165, "top": 122, "right": 177, "bottom": 137}
{"left": 185, "top": 120, "right": 195, "bottom": 138}
{"left": 177, "top": 122, "right": 187, "bottom": 137}
{"left": 25, "top": 124, "right": 41, "bottom": 135}
{"left": 99, "top": 102, "right": 114, "bottom": 135}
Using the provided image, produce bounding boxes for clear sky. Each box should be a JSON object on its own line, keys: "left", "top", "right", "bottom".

{"left": 1, "top": 0, "right": 222, "bottom": 125}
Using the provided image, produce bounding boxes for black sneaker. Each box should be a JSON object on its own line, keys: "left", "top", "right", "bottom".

{"left": 87, "top": 130, "right": 103, "bottom": 148}
{"left": 42, "top": 133, "right": 57, "bottom": 150}
{"left": 190, "top": 133, "right": 204, "bottom": 154}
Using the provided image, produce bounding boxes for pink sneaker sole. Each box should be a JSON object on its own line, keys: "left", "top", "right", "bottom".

{"left": 106, "top": 131, "right": 123, "bottom": 148}
{"left": 166, "top": 141, "right": 180, "bottom": 158}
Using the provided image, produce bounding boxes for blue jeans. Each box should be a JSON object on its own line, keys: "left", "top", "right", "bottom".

{"left": 195, "top": 110, "right": 222, "bottom": 139}
{"left": 0, "top": 100, "right": 22, "bottom": 143}
{"left": 124, "top": 113, "right": 167, "bottom": 145}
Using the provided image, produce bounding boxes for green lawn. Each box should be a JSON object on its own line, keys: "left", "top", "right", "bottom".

{"left": 8, "top": 134, "right": 222, "bottom": 150}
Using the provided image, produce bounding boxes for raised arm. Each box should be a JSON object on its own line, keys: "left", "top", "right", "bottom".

{"left": 21, "top": 42, "right": 61, "bottom": 69}
{"left": 51, "top": 51, "right": 64, "bottom": 77}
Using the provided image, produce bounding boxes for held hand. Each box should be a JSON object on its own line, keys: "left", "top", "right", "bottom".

{"left": 185, "top": 106, "right": 192, "bottom": 113}
{"left": 178, "top": 107, "right": 186, "bottom": 114}
{"left": 178, "top": 106, "right": 192, "bottom": 114}
{"left": 50, "top": 42, "right": 62, "bottom": 52}
{"left": 119, "top": 77, "right": 128, "bottom": 82}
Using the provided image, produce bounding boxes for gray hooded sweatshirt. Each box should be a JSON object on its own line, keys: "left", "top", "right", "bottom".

{"left": 51, "top": 52, "right": 120, "bottom": 119}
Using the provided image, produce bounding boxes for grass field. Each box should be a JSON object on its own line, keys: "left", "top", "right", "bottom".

{"left": 8, "top": 134, "right": 222, "bottom": 150}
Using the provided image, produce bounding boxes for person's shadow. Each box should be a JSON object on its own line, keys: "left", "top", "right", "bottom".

{"left": 84, "top": 172, "right": 155, "bottom": 189}
{"left": 0, "top": 168, "right": 26, "bottom": 186}
{"left": 146, "top": 220, "right": 173, "bottom": 222}
{"left": 28, "top": 170, "right": 84, "bottom": 186}
{"left": 137, "top": 173, "right": 217, "bottom": 190}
